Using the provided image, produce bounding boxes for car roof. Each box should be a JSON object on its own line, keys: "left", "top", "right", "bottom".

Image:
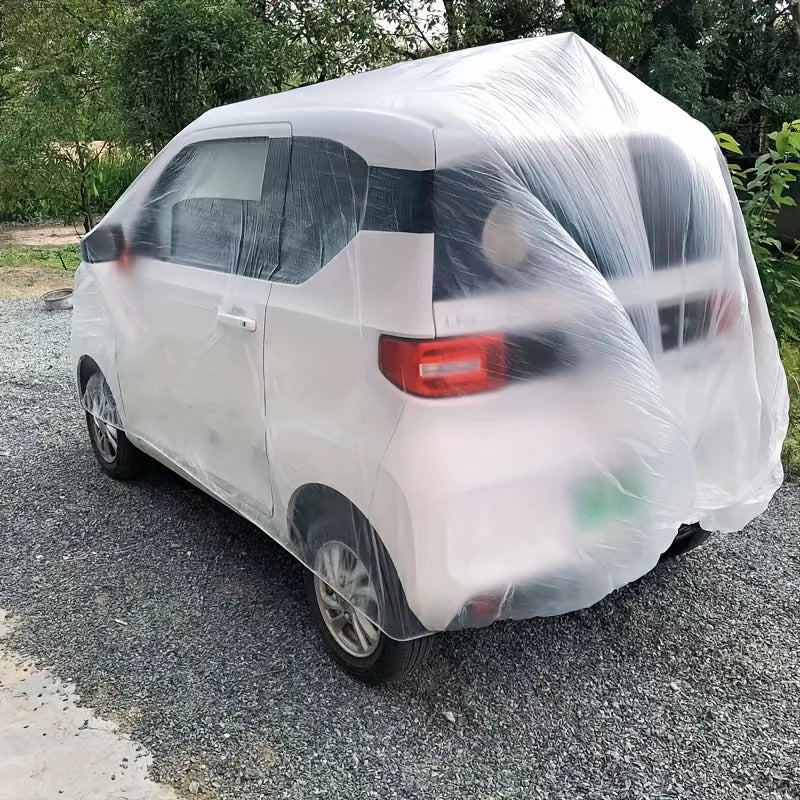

{"left": 184, "top": 33, "right": 706, "bottom": 171}
{"left": 192, "top": 34, "right": 583, "bottom": 131}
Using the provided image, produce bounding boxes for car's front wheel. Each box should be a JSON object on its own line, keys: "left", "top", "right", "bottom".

{"left": 84, "top": 371, "right": 146, "bottom": 480}
{"left": 303, "top": 517, "right": 430, "bottom": 683}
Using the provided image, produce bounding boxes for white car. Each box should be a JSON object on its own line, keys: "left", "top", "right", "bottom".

{"left": 71, "top": 36, "right": 786, "bottom": 682}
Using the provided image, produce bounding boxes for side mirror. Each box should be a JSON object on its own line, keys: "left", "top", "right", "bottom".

{"left": 80, "top": 223, "right": 126, "bottom": 263}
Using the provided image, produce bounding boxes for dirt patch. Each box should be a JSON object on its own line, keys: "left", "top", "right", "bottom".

{"left": 0, "top": 611, "right": 176, "bottom": 800}
{"left": 0, "top": 223, "right": 83, "bottom": 248}
{"left": 0, "top": 266, "right": 74, "bottom": 299}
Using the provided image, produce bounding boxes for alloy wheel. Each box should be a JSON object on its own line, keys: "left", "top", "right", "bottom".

{"left": 313, "top": 540, "right": 381, "bottom": 658}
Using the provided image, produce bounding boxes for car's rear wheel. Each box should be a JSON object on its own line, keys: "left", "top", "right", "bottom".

{"left": 302, "top": 513, "right": 430, "bottom": 683}
{"left": 661, "top": 522, "right": 712, "bottom": 559}
{"left": 84, "top": 371, "right": 146, "bottom": 480}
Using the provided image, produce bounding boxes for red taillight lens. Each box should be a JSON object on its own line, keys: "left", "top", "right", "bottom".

{"left": 707, "top": 288, "right": 742, "bottom": 333}
{"left": 379, "top": 334, "right": 507, "bottom": 397}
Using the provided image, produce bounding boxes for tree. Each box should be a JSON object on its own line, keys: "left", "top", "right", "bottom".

{"left": 112, "top": 0, "right": 280, "bottom": 150}
{"left": 250, "top": 0, "right": 394, "bottom": 86}
{"left": 376, "top": 0, "right": 560, "bottom": 56}
{"left": 562, "top": 0, "right": 800, "bottom": 154}
{"left": 0, "top": 0, "right": 125, "bottom": 228}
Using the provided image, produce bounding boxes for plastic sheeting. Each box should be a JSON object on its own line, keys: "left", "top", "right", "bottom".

{"left": 72, "top": 33, "right": 788, "bottom": 641}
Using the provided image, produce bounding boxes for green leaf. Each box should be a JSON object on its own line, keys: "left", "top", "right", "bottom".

{"left": 715, "top": 132, "right": 742, "bottom": 154}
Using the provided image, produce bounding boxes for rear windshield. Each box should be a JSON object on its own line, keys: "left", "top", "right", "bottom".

{"left": 431, "top": 134, "right": 730, "bottom": 301}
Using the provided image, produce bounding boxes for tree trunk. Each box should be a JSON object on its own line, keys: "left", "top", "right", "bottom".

{"left": 443, "top": 0, "right": 459, "bottom": 51}
{"left": 79, "top": 177, "right": 94, "bottom": 233}
{"left": 791, "top": 1, "right": 800, "bottom": 50}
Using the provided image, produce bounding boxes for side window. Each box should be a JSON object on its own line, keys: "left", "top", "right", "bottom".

{"left": 132, "top": 134, "right": 434, "bottom": 284}
{"left": 271, "top": 137, "right": 368, "bottom": 285}
{"left": 134, "top": 137, "right": 272, "bottom": 275}
{"left": 363, "top": 166, "right": 434, "bottom": 234}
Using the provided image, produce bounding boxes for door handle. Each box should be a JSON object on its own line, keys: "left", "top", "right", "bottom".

{"left": 217, "top": 311, "right": 257, "bottom": 332}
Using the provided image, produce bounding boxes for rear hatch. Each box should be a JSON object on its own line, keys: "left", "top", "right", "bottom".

{"left": 431, "top": 132, "right": 741, "bottom": 366}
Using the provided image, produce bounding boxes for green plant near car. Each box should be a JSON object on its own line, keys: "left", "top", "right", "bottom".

{"left": 716, "top": 123, "right": 800, "bottom": 343}
{"left": 0, "top": 244, "right": 81, "bottom": 271}
{"left": 0, "top": 149, "right": 149, "bottom": 226}
{"left": 717, "top": 123, "right": 800, "bottom": 475}
{"left": 782, "top": 341, "right": 800, "bottom": 476}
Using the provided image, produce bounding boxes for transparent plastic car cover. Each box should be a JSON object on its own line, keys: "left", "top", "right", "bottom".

{"left": 72, "top": 34, "right": 789, "bottom": 640}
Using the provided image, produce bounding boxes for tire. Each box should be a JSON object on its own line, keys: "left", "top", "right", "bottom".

{"left": 661, "top": 522, "right": 712, "bottom": 560}
{"left": 84, "top": 372, "right": 147, "bottom": 480}
{"left": 301, "top": 509, "right": 431, "bottom": 683}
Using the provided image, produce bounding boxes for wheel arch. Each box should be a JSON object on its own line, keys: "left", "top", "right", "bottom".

{"left": 75, "top": 352, "right": 128, "bottom": 429}
{"left": 287, "top": 483, "right": 369, "bottom": 554}
{"left": 77, "top": 355, "right": 102, "bottom": 396}
{"left": 286, "top": 482, "right": 425, "bottom": 639}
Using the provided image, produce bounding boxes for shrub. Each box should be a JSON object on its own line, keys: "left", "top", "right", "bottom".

{"left": 717, "top": 123, "right": 800, "bottom": 475}
{"left": 781, "top": 342, "right": 800, "bottom": 477}
{"left": 716, "top": 123, "right": 800, "bottom": 342}
{"left": 0, "top": 147, "right": 148, "bottom": 225}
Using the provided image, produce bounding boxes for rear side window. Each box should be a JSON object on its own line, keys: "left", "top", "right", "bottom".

{"left": 433, "top": 164, "right": 506, "bottom": 300}
{"left": 364, "top": 167, "right": 434, "bottom": 234}
{"left": 272, "top": 138, "right": 368, "bottom": 285}
{"left": 432, "top": 136, "right": 733, "bottom": 301}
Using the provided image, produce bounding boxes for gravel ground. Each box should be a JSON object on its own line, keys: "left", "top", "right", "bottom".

{"left": 1, "top": 296, "right": 799, "bottom": 800}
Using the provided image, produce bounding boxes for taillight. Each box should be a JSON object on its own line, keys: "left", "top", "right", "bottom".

{"left": 707, "top": 288, "right": 742, "bottom": 333}
{"left": 379, "top": 334, "right": 507, "bottom": 397}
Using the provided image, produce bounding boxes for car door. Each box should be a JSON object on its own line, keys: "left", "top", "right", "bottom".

{"left": 114, "top": 126, "right": 291, "bottom": 519}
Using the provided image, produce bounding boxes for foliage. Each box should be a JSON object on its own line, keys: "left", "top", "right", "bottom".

{"left": 561, "top": 1, "right": 800, "bottom": 153}
{"left": 112, "top": 0, "right": 280, "bottom": 150}
{"left": 781, "top": 341, "right": 800, "bottom": 476}
{"left": 0, "top": 0, "right": 125, "bottom": 229}
{"left": 0, "top": 244, "right": 81, "bottom": 271}
{"left": 377, "top": 0, "right": 561, "bottom": 53}
{"left": 89, "top": 150, "right": 151, "bottom": 214}
{"left": 716, "top": 124, "right": 800, "bottom": 341}
{"left": 718, "top": 123, "right": 800, "bottom": 475}
{"left": 254, "top": 1, "right": 395, "bottom": 86}
{"left": 561, "top": 0, "right": 653, "bottom": 64}
{"left": 0, "top": 148, "right": 148, "bottom": 224}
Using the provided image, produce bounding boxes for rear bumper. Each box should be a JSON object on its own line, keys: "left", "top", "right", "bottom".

{"left": 372, "top": 327, "right": 764, "bottom": 636}
{"left": 374, "top": 373, "right": 685, "bottom": 634}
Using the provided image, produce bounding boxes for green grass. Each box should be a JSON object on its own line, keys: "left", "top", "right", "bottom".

{"left": 0, "top": 244, "right": 81, "bottom": 271}
{"left": 781, "top": 341, "right": 800, "bottom": 478}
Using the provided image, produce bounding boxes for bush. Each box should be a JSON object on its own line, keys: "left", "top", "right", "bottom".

{"left": 113, "top": 0, "right": 275, "bottom": 150}
{"left": 89, "top": 149, "right": 150, "bottom": 212}
{"left": 716, "top": 124, "right": 800, "bottom": 342}
{"left": 782, "top": 342, "right": 800, "bottom": 477}
{"left": 718, "top": 123, "right": 800, "bottom": 476}
{"left": 0, "top": 147, "right": 148, "bottom": 224}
